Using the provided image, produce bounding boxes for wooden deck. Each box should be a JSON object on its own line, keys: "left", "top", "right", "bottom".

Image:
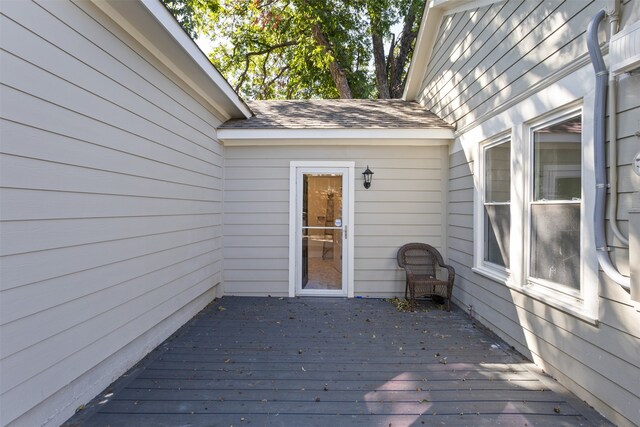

{"left": 65, "top": 297, "right": 611, "bottom": 426}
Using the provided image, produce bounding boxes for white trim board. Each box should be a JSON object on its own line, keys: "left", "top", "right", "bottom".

{"left": 288, "top": 161, "right": 355, "bottom": 298}
{"left": 219, "top": 128, "right": 454, "bottom": 146}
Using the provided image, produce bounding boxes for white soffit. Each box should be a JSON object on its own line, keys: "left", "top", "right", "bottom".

{"left": 218, "top": 128, "right": 454, "bottom": 146}
{"left": 89, "top": 0, "right": 252, "bottom": 121}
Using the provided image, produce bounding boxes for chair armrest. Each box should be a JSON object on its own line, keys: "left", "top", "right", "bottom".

{"left": 442, "top": 264, "right": 455, "bottom": 284}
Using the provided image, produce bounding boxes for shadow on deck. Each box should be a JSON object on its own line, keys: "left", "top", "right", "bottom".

{"left": 64, "top": 297, "right": 612, "bottom": 426}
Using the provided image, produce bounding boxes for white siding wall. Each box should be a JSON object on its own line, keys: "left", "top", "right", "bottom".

{"left": 414, "top": 0, "right": 640, "bottom": 425}
{"left": 224, "top": 145, "right": 448, "bottom": 297}
{"left": 0, "top": 1, "right": 224, "bottom": 425}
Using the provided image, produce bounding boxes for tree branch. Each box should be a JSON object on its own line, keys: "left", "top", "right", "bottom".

{"left": 390, "top": 1, "right": 423, "bottom": 98}
{"left": 235, "top": 56, "right": 251, "bottom": 93}
{"left": 267, "top": 64, "right": 290, "bottom": 87}
{"left": 371, "top": 33, "right": 390, "bottom": 98}
{"left": 386, "top": 33, "right": 396, "bottom": 76}
{"left": 261, "top": 50, "right": 271, "bottom": 93}
{"left": 245, "top": 41, "right": 298, "bottom": 57}
{"left": 311, "top": 22, "right": 352, "bottom": 98}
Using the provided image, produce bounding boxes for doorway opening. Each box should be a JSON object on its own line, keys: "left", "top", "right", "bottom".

{"left": 289, "top": 162, "right": 354, "bottom": 297}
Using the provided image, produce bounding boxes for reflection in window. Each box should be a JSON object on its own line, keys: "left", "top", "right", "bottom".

{"left": 484, "top": 141, "right": 510, "bottom": 268}
{"left": 301, "top": 174, "right": 343, "bottom": 290}
{"left": 530, "top": 115, "right": 581, "bottom": 290}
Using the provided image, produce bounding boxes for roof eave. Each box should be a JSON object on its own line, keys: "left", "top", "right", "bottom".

{"left": 218, "top": 127, "right": 455, "bottom": 146}
{"left": 403, "top": 1, "right": 445, "bottom": 101}
{"left": 90, "top": 0, "right": 252, "bottom": 122}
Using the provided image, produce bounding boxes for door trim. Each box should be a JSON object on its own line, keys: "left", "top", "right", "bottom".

{"left": 289, "top": 161, "right": 355, "bottom": 297}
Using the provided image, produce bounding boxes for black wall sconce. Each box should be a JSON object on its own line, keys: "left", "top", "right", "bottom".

{"left": 362, "top": 165, "right": 374, "bottom": 189}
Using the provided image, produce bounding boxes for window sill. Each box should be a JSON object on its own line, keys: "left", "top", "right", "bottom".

{"left": 472, "top": 267, "right": 599, "bottom": 326}
{"left": 472, "top": 265, "right": 510, "bottom": 285}
{"left": 512, "top": 283, "right": 599, "bottom": 326}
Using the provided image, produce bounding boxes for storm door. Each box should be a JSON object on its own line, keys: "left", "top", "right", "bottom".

{"left": 290, "top": 163, "right": 353, "bottom": 297}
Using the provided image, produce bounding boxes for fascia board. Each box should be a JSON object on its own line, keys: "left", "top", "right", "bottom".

{"left": 218, "top": 128, "right": 454, "bottom": 146}
{"left": 402, "top": 2, "right": 445, "bottom": 101}
{"left": 89, "top": 0, "right": 252, "bottom": 121}
{"left": 440, "top": 0, "right": 503, "bottom": 15}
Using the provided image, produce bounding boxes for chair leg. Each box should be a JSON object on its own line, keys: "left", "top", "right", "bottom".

{"left": 408, "top": 283, "right": 417, "bottom": 311}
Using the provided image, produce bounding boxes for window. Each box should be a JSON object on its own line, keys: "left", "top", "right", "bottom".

{"left": 484, "top": 140, "right": 511, "bottom": 269}
{"left": 475, "top": 137, "right": 511, "bottom": 281}
{"left": 528, "top": 114, "right": 582, "bottom": 292}
{"left": 473, "top": 98, "right": 596, "bottom": 321}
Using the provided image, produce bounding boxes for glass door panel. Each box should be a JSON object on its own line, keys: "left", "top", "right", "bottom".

{"left": 300, "top": 173, "right": 344, "bottom": 292}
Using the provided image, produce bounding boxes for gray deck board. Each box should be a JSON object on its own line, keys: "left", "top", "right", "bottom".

{"left": 125, "top": 377, "right": 546, "bottom": 393}
{"left": 81, "top": 413, "right": 595, "bottom": 427}
{"left": 64, "top": 297, "right": 612, "bottom": 426}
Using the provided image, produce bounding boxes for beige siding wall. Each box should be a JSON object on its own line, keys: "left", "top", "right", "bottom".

{"left": 415, "top": 0, "right": 640, "bottom": 425}
{"left": 608, "top": 57, "right": 640, "bottom": 275}
{"left": 224, "top": 145, "right": 448, "bottom": 297}
{"left": 418, "top": 0, "right": 604, "bottom": 132}
{"left": 448, "top": 134, "right": 640, "bottom": 426}
{"left": 0, "top": 1, "right": 224, "bottom": 425}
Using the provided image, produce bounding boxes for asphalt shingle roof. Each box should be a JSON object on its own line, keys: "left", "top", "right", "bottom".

{"left": 221, "top": 99, "right": 453, "bottom": 130}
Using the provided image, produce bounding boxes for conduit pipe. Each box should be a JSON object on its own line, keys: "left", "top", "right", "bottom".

{"left": 606, "top": 9, "right": 630, "bottom": 246}
{"left": 586, "top": 9, "right": 630, "bottom": 290}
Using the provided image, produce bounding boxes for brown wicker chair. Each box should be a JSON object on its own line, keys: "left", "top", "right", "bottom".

{"left": 397, "top": 243, "right": 455, "bottom": 311}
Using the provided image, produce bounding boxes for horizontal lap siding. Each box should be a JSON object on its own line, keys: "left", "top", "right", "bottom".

{"left": 0, "top": 1, "right": 224, "bottom": 425}
{"left": 418, "top": 1, "right": 640, "bottom": 424}
{"left": 606, "top": 71, "right": 640, "bottom": 274}
{"left": 224, "top": 145, "right": 447, "bottom": 297}
{"left": 448, "top": 145, "right": 640, "bottom": 426}
{"left": 447, "top": 150, "right": 475, "bottom": 306}
{"left": 418, "top": 0, "right": 601, "bottom": 130}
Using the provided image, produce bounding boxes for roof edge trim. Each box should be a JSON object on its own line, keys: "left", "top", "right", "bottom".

{"left": 218, "top": 128, "right": 455, "bottom": 143}
{"left": 90, "top": 0, "right": 252, "bottom": 121}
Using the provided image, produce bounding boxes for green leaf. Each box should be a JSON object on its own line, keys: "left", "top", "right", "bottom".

{"left": 163, "top": 0, "right": 425, "bottom": 99}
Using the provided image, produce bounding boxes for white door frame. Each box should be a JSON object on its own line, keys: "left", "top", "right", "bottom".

{"left": 289, "top": 161, "right": 355, "bottom": 297}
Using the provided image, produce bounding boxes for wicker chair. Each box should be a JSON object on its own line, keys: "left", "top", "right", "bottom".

{"left": 397, "top": 243, "right": 455, "bottom": 311}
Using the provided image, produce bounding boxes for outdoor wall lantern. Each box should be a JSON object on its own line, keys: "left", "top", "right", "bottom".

{"left": 362, "top": 165, "right": 374, "bottom": 189}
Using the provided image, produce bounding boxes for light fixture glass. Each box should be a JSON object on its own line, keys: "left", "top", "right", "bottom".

{"left": 362, "top": 165, "right": 373, "bottom": 189}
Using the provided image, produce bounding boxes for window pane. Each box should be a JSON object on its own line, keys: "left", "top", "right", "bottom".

{"left": 485, "top": 205, "right": 510, "bottom": 267}
{"left": 485, "top": 142, "right": 511, "bottom": 203}
{"left": 533, "top": 116, "right": 581, "bottom": 201}
{"left": 530, "top": 204, "right": 580, "bottom": 290}
{"left": 303, "top": 174, "right": 343, "bottom": 228}
{"left": 483, "top": 141, "right": 510, "bottom": 269}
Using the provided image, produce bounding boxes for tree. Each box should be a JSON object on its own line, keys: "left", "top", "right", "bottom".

{"left": 368, "top": 0, "right": 424, "bottom": 98}
{"left": 162, "top": 0, "right": 425, "bottom": 99}
{"left": 161, "top": 0, "right": 220, "bottom": 39}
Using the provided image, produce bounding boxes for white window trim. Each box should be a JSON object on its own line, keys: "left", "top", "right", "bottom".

{"left": 473, "top": 133, "right": 512, "bottom": 285}
{"left": 524, "top": 107, "right": 583, "bottom": 299}
{"left": 517, "top": 104, "right": 599, "bottom": 323}
{"left": 464, "top": 64, "right": 599, "bottom": 324}
{"left": 464, "top": 76, "right": 600, "bottom": 326}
